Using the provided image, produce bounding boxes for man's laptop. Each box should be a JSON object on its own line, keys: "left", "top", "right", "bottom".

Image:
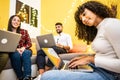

{"left": 36, "top": 33, "right": 56, "bottom": 48}
{"left": 42, "top": 48, "right": 94, "bottom": 72}
{"left": 0, "top": 30, "right": 21, "bottom": 52}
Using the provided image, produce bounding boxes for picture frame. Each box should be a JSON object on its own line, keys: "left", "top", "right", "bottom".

{"left": 16, "top": 0, "right": 38, "bottom": 27}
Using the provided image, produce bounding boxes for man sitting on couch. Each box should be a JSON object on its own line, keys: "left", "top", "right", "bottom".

{"left": 35, "top": 22, "right": 73, "bottom": 79}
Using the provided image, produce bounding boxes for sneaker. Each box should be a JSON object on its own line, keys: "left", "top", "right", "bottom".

{"left": 34, "top": 75, "right": 41, "bottom": 80}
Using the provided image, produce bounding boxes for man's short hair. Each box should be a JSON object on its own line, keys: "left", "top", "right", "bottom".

{"left": 55, "top": 22, "right": 63, "bottom": 26}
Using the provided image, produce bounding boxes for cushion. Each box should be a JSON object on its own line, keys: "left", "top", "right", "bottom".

{"left": 68, "top": 44, "right": 87, "bottom": 53}
{"left": 30, "top": 42, "right": 37, "bottom": 55}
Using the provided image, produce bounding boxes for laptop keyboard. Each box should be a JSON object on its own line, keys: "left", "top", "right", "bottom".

{"left": 61, "top": 63, "right": 93, "bottom": 72}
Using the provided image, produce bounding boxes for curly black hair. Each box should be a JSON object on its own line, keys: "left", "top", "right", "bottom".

{"left": 74, "top": 1, "right": 114, "bottom": 44}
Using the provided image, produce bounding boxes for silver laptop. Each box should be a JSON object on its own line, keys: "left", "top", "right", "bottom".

{"left": 0, "top": 30, "right": 21, "bottom": 52}
{"left": 36, "top": 33, "right": 56, "bottom": 48}
{"left": 42, "top": 48, "right": 94, "bottom": 72}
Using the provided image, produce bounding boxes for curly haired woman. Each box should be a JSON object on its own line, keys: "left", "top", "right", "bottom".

{"left": 40, "top": 1, "right": 120, "bottom": 80}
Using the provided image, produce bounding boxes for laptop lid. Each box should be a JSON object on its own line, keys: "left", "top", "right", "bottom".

{"left": 0, "top": 30, "right": 21, "bottom": 52}
{"left": 42, "top": 48, "right": 62, "bottom": 68}
{"left": 42, "top": 48, "right": 94, "bottom": 72}
{"left": 36, "top": 34, "right": 56, "bottom": 48}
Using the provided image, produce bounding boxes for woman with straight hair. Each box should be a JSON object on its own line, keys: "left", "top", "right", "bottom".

{"left": 8, "top": 15, "right": 32, "bottom": 80}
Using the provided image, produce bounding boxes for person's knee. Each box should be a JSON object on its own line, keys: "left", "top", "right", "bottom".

{"left": 10, "top": 52, "right": 21, "bottom": 59}
{"left": 41, "top": 70, "right": 60, "bottom": 80}
{"left": 22, "top": 50, "right": 32, "bottom": 57}
{"left": 37, "top": 49, "right": 46, "bottom": 56}
{"left": 40, "top": 71, "right": 53, "bottom": 80}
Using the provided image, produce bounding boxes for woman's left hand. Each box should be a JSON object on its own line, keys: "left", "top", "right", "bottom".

{"left": 17, "top": 47, "right": 26, "bottom": 55}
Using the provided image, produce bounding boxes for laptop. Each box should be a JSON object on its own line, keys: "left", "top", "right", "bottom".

{"left": 0, "top": 30, "right": 21, "bottom": 52}
{"left": 36, "top": 33, "right": 56, "bottom": 48}
{"left": 42, "top": 48, "right": 94, "bottom": 72}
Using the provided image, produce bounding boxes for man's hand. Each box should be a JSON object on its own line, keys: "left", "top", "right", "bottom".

{"left": 56, "top": 43, "right": 64, "bottom": 48}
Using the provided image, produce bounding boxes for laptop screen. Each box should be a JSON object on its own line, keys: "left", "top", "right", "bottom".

{"left": 36, "top": 34, "right": 56, "bottom": 48}
{"left": 0, "top": 30, "right": 21, "bottom": 52}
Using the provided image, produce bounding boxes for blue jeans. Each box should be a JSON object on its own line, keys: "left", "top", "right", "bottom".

{"left": 9, "top": 49, "right": 32, "bottom": 79}
{"left": 41, "top": 64, "right": 116, "bottom": 80}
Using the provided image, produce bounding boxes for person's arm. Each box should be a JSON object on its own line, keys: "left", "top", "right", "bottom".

{"left": 62, "top": 45, "right": 70, "bottom": 50}
{"left": 105, "top": 21, "right": 120, "bottom": 58}
{"left": 95, "top": 19, "right": 120, "bottom": 73}
{"left": 62, "top": 34, "right": 73, "bottom": 50}
{"left": 57, "top": 44, "right": 70, "bottom": 50}
{"left": 56, "top": 43, "right": 70, "bottom": 51}
{"left": 68, "top": 55, "right": 94, "bottom": 68}
{"left": 17, "top": 29, "right": 32, "bottom": 54}
{"left": 23, "top": 30, "right": 32, "bottom": 49}
{"left": 55, "top": 34, "right": 73, "bottom": 50}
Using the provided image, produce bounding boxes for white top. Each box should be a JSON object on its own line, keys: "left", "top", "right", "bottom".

{"left": 92, "top": 18, "right": 120, "bottom": 73}
{"left": 54, "top": 32, "right": 73, "bottom": 49}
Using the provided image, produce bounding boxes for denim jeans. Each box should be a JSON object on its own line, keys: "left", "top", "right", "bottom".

{"left": 9, "top": 49, "right": 32, "bottom": 79}
{"left": 41, "top": 64, "right": 116, "bottom": 80}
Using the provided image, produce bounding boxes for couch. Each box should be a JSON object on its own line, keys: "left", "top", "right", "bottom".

{"left": 0, "top": 38, "right": 94, "bottom": 80}
{"left": 0, "top": 55, "right": 38, "bottom": 80}
{"left": 0, "top": 38, "right": 39, "bottom": 80}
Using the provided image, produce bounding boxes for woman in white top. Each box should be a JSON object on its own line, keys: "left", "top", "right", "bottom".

{"left": 40, "top": 1, "right": 120, "bottom": 80}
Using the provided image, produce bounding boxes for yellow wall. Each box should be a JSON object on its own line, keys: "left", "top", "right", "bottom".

{"left": 0, "top": 0, "right": 10, "bottom": 30}
{"left": 41, "top": 0, "right": 120, "bottom": 45}
{"left": 0, "top": 0, "right": 120, "bottom": 45}
{"left": 41, "top": 0, "right": 84, "bottom": 44}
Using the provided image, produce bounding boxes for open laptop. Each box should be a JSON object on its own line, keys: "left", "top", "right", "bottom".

{"left": 42, "top": 48, "right": 94, "bottom": 72}
{"left": 36, "top": 33, "right": 56, "bottom": 48}
{"left": 0, "top": 30, "right": 21, "bottom": 52}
